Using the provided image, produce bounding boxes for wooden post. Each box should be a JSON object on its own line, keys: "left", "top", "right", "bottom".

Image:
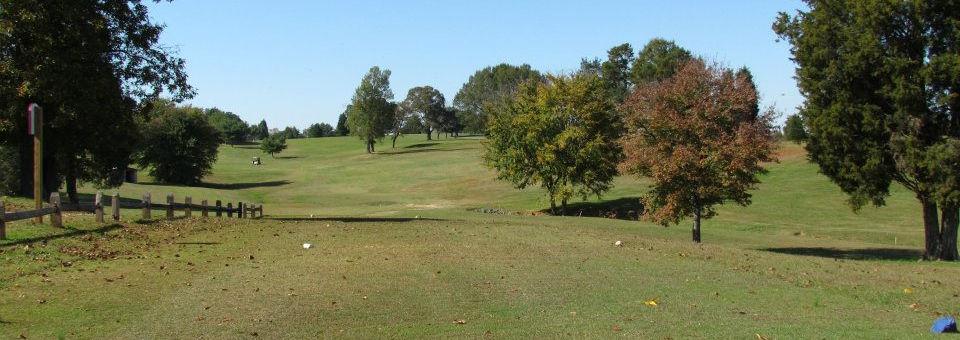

{"left": 238, "top": 201, "right": 244, "bottom": 219}
{"left": 260, "top": 204, "right": 264, "bottom": 218}
{"left": 0, "top": 200, "right": 6, "bottom": 240}
{"left": 112, "top": 192, "right": 120, "bottom": 221}
{"left": 215, "top": 200, "right": 222, "bottom": 218}
{"left": 29, "top": 104, "right": 43, "bottom": 224}
{"left": 201, "top": 200, "right": 208, "bottom": 218}
{"left": 184, "top": 196, "right": 192, "bottom": 218}
{"left": 166, "top": 193, "right": 174, "bottom": 219}
{"left": 142, "top": 193, "right": 151, "bottom": 220}
{"left": 94, "top": 191, "right": 104, "bottom": 223}
{"left": 226, "top": 203, "right": 233, "bottom": 218}
{"left": 50, "top": 192, "right": 62, "bottom": 228}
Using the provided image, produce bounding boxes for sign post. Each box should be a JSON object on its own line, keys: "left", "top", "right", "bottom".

{"left": 28, "top": 103, "right": 42, "bottom": 223}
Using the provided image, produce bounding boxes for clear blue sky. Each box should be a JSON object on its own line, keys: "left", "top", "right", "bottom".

{"left": 146, "top": 1, "right": 807, "bottom": 129}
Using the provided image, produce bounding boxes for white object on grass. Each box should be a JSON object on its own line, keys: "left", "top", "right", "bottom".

{"left": 614, "top": 240, "right": 623, "bottom": 247}
{"left": 303, "top": 243, "right": 313, "bottom": 249}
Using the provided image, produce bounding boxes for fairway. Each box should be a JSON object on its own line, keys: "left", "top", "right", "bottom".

{"left": 1, "top": 136, "right": 955, "bottom": 338}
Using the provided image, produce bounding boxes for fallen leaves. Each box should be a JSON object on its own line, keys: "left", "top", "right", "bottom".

{"left": 644, "top": 298, "right": 659, "bottom": 307}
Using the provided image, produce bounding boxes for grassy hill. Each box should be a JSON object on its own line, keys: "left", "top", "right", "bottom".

{"left": 1, "top": 135, "right": 954, "bottom": 338}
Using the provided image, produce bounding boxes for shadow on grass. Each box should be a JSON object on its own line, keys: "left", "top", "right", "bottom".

{"left": 0, "top": 224, "right": 123, "bottom": 247}
{"left": 198, "top": 180, "right": 292, "bottom": 190}
{"left": 175, "top": 241, "right": 221, "bottom": 245}
{"left": 274, "top": 156, "right": 301, "bottom": 160}
{"left": 761, "top": 247, "right": 923, "bottom": 261}
{"left": 404, "top": 142, "right": 439, "bottom": 149}
{"left": 541, "top": 197, "right": 643, "bottom": 220}
{"left": 379, "top": 147, "right": 475, "bottom": 156}
{"left": 265, "top": 216, "right": 445, "bottom": 223}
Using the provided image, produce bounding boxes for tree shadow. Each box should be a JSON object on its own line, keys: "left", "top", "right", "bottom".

{"left": 761, "top": 247, "right": 923, "bottom": 261}
{"left": 265, "top": 216, "right": 445, "bottom": 223}
{"left": 541, "top": 197, "right": 643, "bottom": 220}
{"left": 175, "top": 241, "right": 221, "bottom": 245}
{"left": 404, "top": 142, "right": 439, "bottom": 149}
{"left": 0, "top": 224, "right": 123, "bottom": 247}
{"left": 198, "top": 180, "right": 292, "bottom": 190}
{"left": 379, "top": 147, "right": 475, "bottom": 156}
{"left": 274, "top": 156, "right": 301, "bottom": 159}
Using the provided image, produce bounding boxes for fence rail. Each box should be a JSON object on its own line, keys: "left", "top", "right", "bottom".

{"left": 1, "top": 191, "right": 263, "bottom": 240}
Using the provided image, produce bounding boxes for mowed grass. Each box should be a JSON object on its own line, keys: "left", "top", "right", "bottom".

{"left": 1, "top": 135, "right": 957, "bottom": 338}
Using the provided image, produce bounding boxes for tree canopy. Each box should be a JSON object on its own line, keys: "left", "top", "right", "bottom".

{"left": 402, "top": 86, "right": 446, "bottom": 140}
{"left": 600, "top": 43, "right": 635, "bottom": 103}
{"left": 305, "top": 123, "right": 334, "bottom": 138}
{"left": 484, "top": 73, "right": 623, "bottom": 214}
{"left": 632, "top": 38, "right": 693, "bottom": 85}
{"left": 335, "top": 112, "right": 350, "bottom": 136}
{"left": 0, "top": 0, "right": 192, "bottom": 202}
{"left": 253, "top": 120, "right": 270, "bottom": 140}
{"left": 453, "top": 64, "right": 543, "bottom": 134}
{"left": 783, "top": 114, "right": 807, "bottom": 143}
{"left": 205, "top": 108, "right": 250, "bottom": 145}
{"left": 136, "top": 101, "right": 221, "bottom": 185}
{"left": 260, "top": 133, "right": 287, "bottom": 158}
{"left": 775, "top": 0, "right": 960, "bottom": 260}
{"left": 347, "top": 66, "right": 395, "bottom": 153}
{"left": 620, "top": 60, "right": 777, "bottom": 243}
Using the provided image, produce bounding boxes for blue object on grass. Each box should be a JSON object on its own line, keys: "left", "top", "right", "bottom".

{"left": 931, "top": 316, "right": 958, "bottom": 333}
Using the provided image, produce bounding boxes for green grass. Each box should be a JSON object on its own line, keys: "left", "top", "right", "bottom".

{"left": 1, "top": 135, "right": 956, "bottom": 338}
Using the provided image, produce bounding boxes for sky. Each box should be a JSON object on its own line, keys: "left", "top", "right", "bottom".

{"left": 145, "top": 0, "right": 808, "bottom": 129}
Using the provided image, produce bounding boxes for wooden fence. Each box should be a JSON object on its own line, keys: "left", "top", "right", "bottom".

{"left": 0, "top": 191, "right": 263, "bottom": 240}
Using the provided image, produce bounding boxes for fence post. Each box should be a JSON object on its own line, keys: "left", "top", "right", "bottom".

{"left": 215, "top": 200, "right": 222, "bottom": 218}
{"left": 185, "top": 196, "right": 192, "bottom": 218}
{"left": 201, "top": 200, "right": 208, "bottom": 218}
{"left": 260, "top": 204, "right": 264, "bottom": 218}
{"left": 112, "top": 193, "right": 120, "bottom": 221}
{"left": 166, "top": 194, "right": 174, "bottom": 219}
{"left": 50, "top": 192, "right": 62, "bottom": 228}
{"left": 95, "top": 191, "right": 104, "bottom": 223}
{"left": 0, "top": 200, "right": 6, "bottom": 240}
{"left": 238, "top": 201, "right": 244, "bottom": 219}
{"left": 226, "top": 203, "right": 233, "bottom": 218}
{"left": 142, "top": 193, "right": 151, "bottom": 220}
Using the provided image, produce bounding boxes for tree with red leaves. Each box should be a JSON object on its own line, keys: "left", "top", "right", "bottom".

{"left": 620, "top": 59, "right": 777, "bottom": 243}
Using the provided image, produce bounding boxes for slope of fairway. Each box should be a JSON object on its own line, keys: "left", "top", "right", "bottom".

{"left": 1, "top": 135, "right": 954, "bottom": 338}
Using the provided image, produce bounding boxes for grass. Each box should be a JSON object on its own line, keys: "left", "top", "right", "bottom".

{"left": 1, "top": 135, "right": 956, "bottom": 338}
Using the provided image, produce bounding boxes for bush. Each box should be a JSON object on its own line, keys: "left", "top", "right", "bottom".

{"left": 260, "top": 134, "right": 287, "bottom": 158}
{"left": 136, "top": 105, "right": 222, "bottom": 185}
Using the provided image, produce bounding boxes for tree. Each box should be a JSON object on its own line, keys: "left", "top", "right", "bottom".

{"left": 335, "top": 112, "right": 350, "bottom": 136}
{"left": 620, "top": 60, "right": 777, "bottom": 243}
{"left": 438, "top": 107, "right": 462, "bottom": 138}
{"left": 347, "top": 66, "right": 395, "bottom": 153}
{"left": 253, "top": 120, "right": 270, "bottom": 140}
{"left": 402, "top": 86, "right": 446, "bottom": 140}
{"left": 632, "top": 38, "right": 693, "bottom": 85}
{"left": 260, "top": 133, "right": 287, "bottom": 158}
{"left": 305, "top": 123, "right": 334, "bottom": 138}
{"left": 386, "top": 102, "right": 405, "bottom": 148}
{"left": 783, "top": 114, "right": 807, "bottom": 143}
{"left": 484, "top": 73, "right": 623, "bottom": 214}
{"left": 281, "top": 126, "right": 302, "bottom": 139}
{"left": 0, "top": 0, "right": 193, "bottom": 203}
{"left": 136, "top": 101, "right": 221, "bottom": 185}
{"left": 0, "top": 145, "right": 18, "bottom": 195}
{"left": 600, "top": 43, "right": 635, "bottom": 103}
{"left": 775, "top": 0, "right": 960, "bottom": 260}
{"left": 453, "top": 64, "right": 544, "bottom": 134}
{"left": 206, "top": 108, "right": 250, "bottom": 145}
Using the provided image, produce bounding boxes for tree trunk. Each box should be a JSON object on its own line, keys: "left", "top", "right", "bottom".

{"left": 426, "top": 129, "right": 432, "bottom": 140}
{"left": 391, "top": 134, "right": 398, "bottom": 148}
{"left": 561, "top": 198, "right": 567, "bottom": 216}
{"left": 692, "top": 208, "right": 702, "bottom": 243}
{"left": 940, "top": 203, "right": 959, "bottom": 261}
{"left": 922, "top": 198, "right": 941, "bottom": 260}
{"left": 66, "top": 172, "right": 79, "bottom": 204}
{"left": 369, "top": 140, "right": 375, "bottom": 153}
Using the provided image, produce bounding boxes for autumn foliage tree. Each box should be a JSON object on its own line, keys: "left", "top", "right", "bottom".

{"left": 620, "top": 60, "right": 777, "bottom": 243}
{"left": 484, "top": 74, "right": 623, "bottom": 214}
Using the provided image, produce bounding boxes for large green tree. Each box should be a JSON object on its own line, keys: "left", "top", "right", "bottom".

{"left": 253, "top": 119, "right": 270, "bottom": 140}
{"left": 347, "top": 67, "right": 394, "bottom": 153}
{"left": 453, "top": 64, "right": 543, "bottom": 134}
{"left": 335, "top": 112, "right": 350, "bottom": 136}
{"left": 600, "top": 43, "right": 635, "bottom": 103}
{"left": 205, "top": 108, "right": 250, "bottom": 146}
{"left": 0, "top": 0, "right": 192, "bottom": 203}
{"left": 305, "top": 123, "right": 334, "bottom": 138}
{"left": 783, "top": 114, "right": 808, "bottom": 143}
{"left": 775, "top": 0, "right": 960, "bottom": 260}
{"left": 631, "top": 38, "right": 693, "bottom": 85}
{"left": 620, "top": 60, "right": 777, "bottom": 243}
{"left": 259, "top": 133, "right": 287, "bottom": 158}
{"left": 136, "top": 101, "right": 220, "bottom": 185}
{"left": 484, "top": 73, "right": 623, "bottom": 214}
{"left": 402, "top": 86, "right": 446, "bottom": 140}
